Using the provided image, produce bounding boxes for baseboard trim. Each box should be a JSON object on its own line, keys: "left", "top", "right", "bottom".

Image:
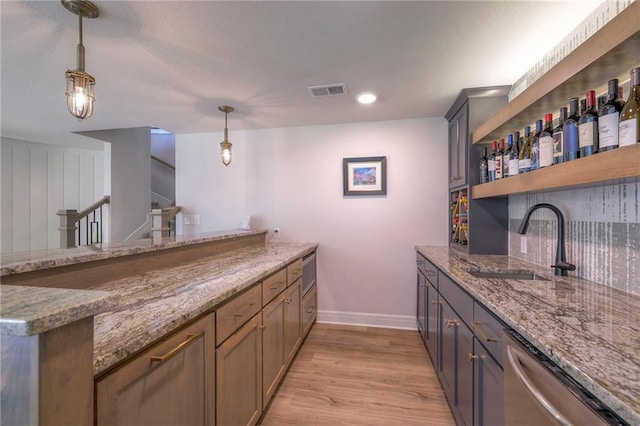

{"left": 317, "top": 310, "right": 417, "bottom": 330}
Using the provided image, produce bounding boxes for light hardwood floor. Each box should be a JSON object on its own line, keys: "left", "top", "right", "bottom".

{"left": 259, "top": 323, "right": 455, "bottom": 426}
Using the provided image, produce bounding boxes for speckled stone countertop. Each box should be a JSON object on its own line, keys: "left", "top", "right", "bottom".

{"left": 90, "top": 242, "right": 316, "bottom": 375}
{"left": 0, "top": 285, "right": 114, "bottom": 336}
{"left": 416, "top": 246, "right": 640, "bottom": 425}
{"left": 0, "top": 229, "right": 266, "bottom": 276}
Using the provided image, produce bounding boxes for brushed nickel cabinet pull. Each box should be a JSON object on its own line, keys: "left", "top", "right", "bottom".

{"left": 150, "top": 334, "right": 199, "bottom": 364}
{"left": 468, "top": 352, "right": 479, "bottom": 362}
{"left": 258, "top": 325, "right": 266, "bottom": 330}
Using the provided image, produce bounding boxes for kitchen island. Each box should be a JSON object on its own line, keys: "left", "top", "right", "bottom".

{"left": 416, "top": 246, "right": 640, "bottom": 425}
{"left": 1, "top": 230, "right": 318, "bottom": 425}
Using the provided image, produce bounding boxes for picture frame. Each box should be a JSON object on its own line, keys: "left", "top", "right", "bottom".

{"left": 342, "top": 156, "right": 387, "bottom": 196}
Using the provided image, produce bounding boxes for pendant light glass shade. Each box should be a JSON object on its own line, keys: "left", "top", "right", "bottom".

{"left": 218, "top": 106, "right": 235, "bottom": 166}
{"left": 62, "top": 0, "right": 99, "bottom": 120}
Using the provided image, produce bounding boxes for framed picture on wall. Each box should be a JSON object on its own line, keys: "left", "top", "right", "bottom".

{"left": 342, "top": 156, "right": 387, "bottom": 196}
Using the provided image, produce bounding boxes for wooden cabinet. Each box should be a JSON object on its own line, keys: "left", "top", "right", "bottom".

{"left": 262, "top": 293, "right": 286, "bottom": 409}
{"left": 417, "top": 254, "right": 507, "bottom": 426}
{"left": 302, "top": 284, "right": 317, "bottom": 337}
{"left": 216, "top": 314, "right": 263, "bottom": 426}
{"left": 216, "top": 284, "right": 262, "bottom": 345}
{"left": 286, "top": 259, "right": 303, "bottom": 286}
{"left": 448, "top": 102, "right": 469, "bottom": 188}
{"left": 96, "top": 313, "right": 215, "bottom": 426}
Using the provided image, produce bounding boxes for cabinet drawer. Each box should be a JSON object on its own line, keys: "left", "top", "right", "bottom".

{"left": 416, "top": 253, "right": 437, "bottom": 287}
{"left": 216, "top": 284, "right": 262, "bottom": 346}
{"left": 262, "top": 269, "right": 287, "bottom": 306}
{"left": 302, "top": 284, "right": 317, "bottom": 337}
{"left": 287, "top": 259, "right": 303, "bottom": 286}
{"left": 439, "top": 272, "right": 472, "bottom": 327}
{"left": 473, "top": 301, "right": 505, "bottom": 366}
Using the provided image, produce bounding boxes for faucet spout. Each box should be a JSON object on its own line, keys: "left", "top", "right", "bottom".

{"left": 517, "top": 203, "right": 576, "bottom": 276}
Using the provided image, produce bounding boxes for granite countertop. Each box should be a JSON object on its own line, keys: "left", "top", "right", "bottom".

{"left": 0, "top": 285, "right": 114, "bottom": 336}
{"left": 0, "top": 229, "right": 267, "bottom": 276}
{"left": 416, "top": 246, "right": 640, "bottom": 425}
{"left": 90, "top": 242, "right": 317, "bottom": 375}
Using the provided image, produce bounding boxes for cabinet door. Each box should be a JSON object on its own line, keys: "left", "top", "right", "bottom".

{"left": 216, "top": 314, "right": 263, "bottom": 426}
{"left": 449, "top": 103, "right": 469, "bottom": 188}
{"left": 96, "top": 313, "right": 215, "bottom": 426}
{"left": 417, "top": 269, "right": 427, "bottom": 343}
{"left": 473, "top": 339, "right": 504, "bottom": 426}
{"left": 439, "top": 301, "right": 456, "bottom": 405}
{"left": 262, "top": 295, "right": 285, "bottom": 409}
{"left": 302, "top": 284, "right": 318, "bottom": 337}
{"left": 425, "top": 280, "right": 439, "bottom": 369}
{"left": 283, "top": 279, "right": 302, "bottom": 365}
{"left": 456, "top": 316, "right": 474, "bottom": 426}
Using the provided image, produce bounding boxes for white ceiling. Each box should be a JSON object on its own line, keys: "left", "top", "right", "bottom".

{"left": 1, "top": 0, "right": 602, "bottom": 147}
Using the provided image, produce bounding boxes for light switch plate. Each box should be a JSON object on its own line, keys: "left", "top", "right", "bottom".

{"left": 520, "top": 236, "right": 527, "bottom": 254}
{"left": 184, "top": 215, "right": 200, "bottom": 225}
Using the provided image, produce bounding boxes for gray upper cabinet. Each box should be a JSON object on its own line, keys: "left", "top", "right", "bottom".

{"left": 448, "top": 103, "right": 469, "bottom": 188}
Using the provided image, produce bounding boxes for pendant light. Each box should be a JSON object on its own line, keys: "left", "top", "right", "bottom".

{"left": 62, "top": 0, "right": 99, "bottom": 120}
{"left": 219, "top": 106, "right": 235, "bottom": 166}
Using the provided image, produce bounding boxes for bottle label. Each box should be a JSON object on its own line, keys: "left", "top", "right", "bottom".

{"left": 619, "top": 118, "right": 638, "bottom": 147}
{"left": 508, "top": 159, "right": 519, "bottom": 176}
{"left": 539, "top": 135, "right": 554, "bottom": 167}
{"left": 599, "top": 113, "right": 619, "bottom": 148}
{"left": 564, "top": 122, "right": 579, "bottom": 153}
{"left": 518, "top": 158, "right": 531, "bottom": 171}
{"left": 579, "top": 122, "right": 596, "bottom": 148}
{"left": 552, "top": 131, "right": 563, "bottom": 158}
{"left": 503, "top": 156, "right": 510, "bottom": 177}
{"left": 495, "top": 155, "right": 502, "bottom": 179}
{"left": 488, "top": 159, "right": 495, "bottom": 172}
{"left": 531, "top": 141, "right": 539, "bottom": 168}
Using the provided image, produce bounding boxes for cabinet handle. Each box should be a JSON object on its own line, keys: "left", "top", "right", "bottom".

{"left": 291, "top": 268, "right": 301, "bottom": 274}
{"left": 150, "top": 334, "right": 199, "bottom": 364}
{"left": 468, "top": 352, "right": 479, "bottom": 362}
{"left": 284, "top": 298, "right": 292, "bottom": 304}
{"left": 425, "top": 270, "right": 436, "bottom": 277}
{"left": 306, "top": 306, "right": 315, "bottom": 313}
{"left": 234, "top": 313, "right": 243, "bottom": 317}
{"left": 271, "top": 287, "right": 279, "bottom": 291}
{"left": 416, "top": 260, "right": 425, "bottom": 266}
{"left": 446, "top": 319, "right": 458, "bottom": 328}
{"left": 431, "top": 300, "right": 441, "bottom": 305}
{"left": 472, "top": 321, "right": 501, "bottom": 342}
{"left": 258, "top": 325, "right": 266, "bottom": 330}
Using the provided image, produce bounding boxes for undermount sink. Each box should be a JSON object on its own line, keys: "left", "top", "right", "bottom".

{"left": 467, "top": 270, "right": 549, "bottom": 281}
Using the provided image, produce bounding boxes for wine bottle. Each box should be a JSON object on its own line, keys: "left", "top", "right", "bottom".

{"left": 503, "top": 134, "right": 513, "bottom": 178}
{"left": 597, "top": 95, "right": 607, "bottom": 110}
{"left": 519, "top": 126, "right": 532, "bottom": 173}
{"left": 479, "top": 146, "right": 489, "bottom": 184}
{"left": 553, "top": 107, "right": 567, "bottom": 164}
{"left": 539, "top": 113, "right": 554, "bottom": 168}
{"left": 530, "top": 119, "right": 543, "bottom": 170}
{"left": 619, "top": 67, "right": 640, "bottom": 147}
{"left": 495, "top": 139, "right": 504, "bottom": 180}
{"left": 509, "top": 131, "right": 520, "bottom": 176}
{"left": 579, "top": 90, "right": 598, "bottom": 157}
{"left": 599, "top": 79, "right": 623, "bottom": 151}
{"left": 564, "top": 97, "right": 580, "bottom": 161}
{"left": 580, "top": 98, "right": 587, "bottom": 115}
{"left": 488, "top": 141, "right": 497, "bottom": 182}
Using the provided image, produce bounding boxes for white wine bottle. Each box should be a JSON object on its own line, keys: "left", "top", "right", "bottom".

{"left": 619, "top": 67, "right": 640, "bottom": 147}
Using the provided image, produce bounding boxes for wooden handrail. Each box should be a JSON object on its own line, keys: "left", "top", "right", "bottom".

{"left": 76, "top": 195, "right": 111, "bottom": 221}
{"left": 151, "top": 155, "right": 175, "bottom": 170}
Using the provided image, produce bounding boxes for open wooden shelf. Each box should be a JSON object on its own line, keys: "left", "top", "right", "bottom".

{"left": 472, "top": 144, "right": 640, "bottom": 199}
{"left": 472, "top": 1, "right": 640, "bottom": 145}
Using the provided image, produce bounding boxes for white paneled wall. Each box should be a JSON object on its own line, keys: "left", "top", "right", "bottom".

{"left": 1, "top": 138, "right": 105, "bottom": 253}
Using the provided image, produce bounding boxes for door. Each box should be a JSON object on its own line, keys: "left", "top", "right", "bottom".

{"left": 456, "top": 318, "right": 474, "bottom": 426}
{"left": 449, "top": 103, "right": 469, "bottom": 188}
{"left": 473, "top": 338, "right": 504, "bottom": 426}
{"left": 439, "top": 301, "right": 456, "bottom": 404}
{"left": 216, "top": 314, "right": 263, "bottom": 426}
{"left": 283, "top": 279, "right": 302, "bottom": 364}
{"left": 417, "top": 269, "right": 427, "bottom": 343}
{"left": 96, "top": 313, "right": 215, "bottom": 426}
{"left": 262, "top": 295, "right": 285, "bottom": 409}
{"left": 425, "top": 279, "right": 439, "bottom": 368}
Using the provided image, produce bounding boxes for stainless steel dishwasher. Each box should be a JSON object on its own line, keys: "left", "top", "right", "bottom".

{"left": 503, "top": 329, "right": 628, "bottom": 426}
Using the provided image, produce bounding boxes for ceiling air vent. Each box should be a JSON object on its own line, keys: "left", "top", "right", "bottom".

{"left": 307, "top": 83, "right": 348, "bottom": 98}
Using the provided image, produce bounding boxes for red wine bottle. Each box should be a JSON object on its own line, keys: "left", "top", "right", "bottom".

{"left": 553, "top": 107, "right": 567, "bottom": 164}
{"left": 479, "top": 146, "right": 489, "bottom": 184}
{"left": 619, "top": 67, "right": 640, "bottom": 147}
{"left": 579, "top": 90, "right": 598, "bottom": 157}
{"left": 495, "top": 139, "right": 505, "bottom": 180}
{"left": 599, "top": 79, "right": 623, "bottom": 151}
{"left": 539, "top": 114, "right": 554, "bottom": 168}
{"left": 530, "top": 119, "right": 543, "bottom": 170}
{"left": 509, "top": 131, "right": 520, "bottom": 176}
{"left": 564, "top": 97, "right": 580, "bottom": 161}
{"left": 488, "top": 141, "right": 497, "bottom": 182}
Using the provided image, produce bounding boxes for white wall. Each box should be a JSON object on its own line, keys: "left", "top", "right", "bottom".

{"left": 176, "top": 118, "right": 448, "bottom": 326}
{"left": 80, "top": 128, "right": 151, "bottom": 241}
{"left": 1, "top": 137, "right": 105, "bottom": 252}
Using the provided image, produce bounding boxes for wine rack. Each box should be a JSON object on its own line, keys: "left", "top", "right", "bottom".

{"left": 450, "top": 188, "right": 469, "bottom": 247}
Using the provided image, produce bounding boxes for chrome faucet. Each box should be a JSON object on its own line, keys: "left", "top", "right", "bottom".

{"left": 517, "top": 203, "right": 576, "bottom": 276}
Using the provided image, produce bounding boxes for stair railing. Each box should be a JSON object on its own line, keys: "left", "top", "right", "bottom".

{"left": 57, "top": 195, "right": 111, "bottom": 249}
{"left": 150, "top": 205, "right": 182, "bottom": 243}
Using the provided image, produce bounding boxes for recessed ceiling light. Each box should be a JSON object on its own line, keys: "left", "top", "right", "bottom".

{"left": 357, "top": 92, "right": 377, "bottom": 104}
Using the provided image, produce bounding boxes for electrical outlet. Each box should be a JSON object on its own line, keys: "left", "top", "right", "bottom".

{"left": 273, "top": 228, "right": 280, "bottom": 239}
{"left": 184, "top": 215, "right": 200, "bottom": 225}
{"left": 520, "top": 236, "right": 527, "bottom": 254}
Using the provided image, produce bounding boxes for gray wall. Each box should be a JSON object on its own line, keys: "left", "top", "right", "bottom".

{"left": 509, "top": 181, "right": 640, "bottom": 295}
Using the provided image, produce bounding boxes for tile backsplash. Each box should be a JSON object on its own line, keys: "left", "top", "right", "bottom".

{"left": 509, "top": 181, "right": 640, "bottom": 295}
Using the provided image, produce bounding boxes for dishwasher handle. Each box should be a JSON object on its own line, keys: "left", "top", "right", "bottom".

{"left": 506, "top": 345, "right": 572, "bottom": 426}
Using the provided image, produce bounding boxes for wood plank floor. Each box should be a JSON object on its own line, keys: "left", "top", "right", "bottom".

{"left": 259, "top": 323, "right": 455, "bottom": 425}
